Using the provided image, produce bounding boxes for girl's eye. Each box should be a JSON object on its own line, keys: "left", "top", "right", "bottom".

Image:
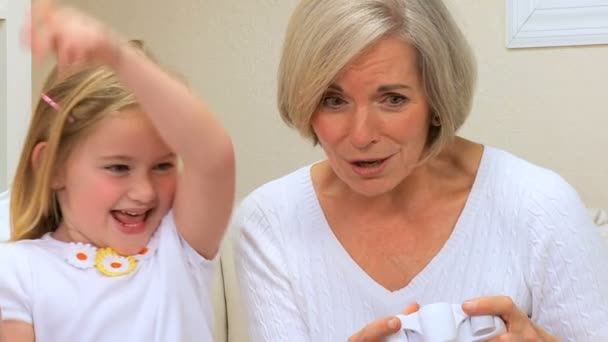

{"left": 383, "top": 94, "right": 408, "bottom": 107}
{"left": 105, "top": 164, "right": 129, "bottom": 173}
{"left": 154, "top": 162, "right": 174, "bottom": 172}
{"left": 321, "top": 94, "right": 347, "bottom": 108}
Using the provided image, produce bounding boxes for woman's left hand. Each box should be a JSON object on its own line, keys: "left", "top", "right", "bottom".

{"left": 462, "top": 296, "right": 558, "bottom": 341}
{"left": 347, "top": 303, "right": 420, "bottom": 342}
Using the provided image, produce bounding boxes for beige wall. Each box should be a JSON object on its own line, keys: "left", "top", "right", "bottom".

{"left": 33, "top": 0, "right": 608, "bottom": 207}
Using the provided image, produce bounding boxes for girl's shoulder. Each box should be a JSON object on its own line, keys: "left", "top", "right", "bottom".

{"left": 0, "top": 241, "right": 41, "bottom": 294}
{"left": 0, "top": 237, "right": 62, "bottom": 271}
{"left": 0, "top": 237, "right": 52, "bottom": 255}
{"left": 0, "top": 190, "right": 10, "bottom": 241}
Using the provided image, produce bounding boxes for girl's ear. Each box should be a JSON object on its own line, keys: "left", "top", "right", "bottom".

{"left": 31, "top": 142, "right": 48, "bottom": 170}
{"left": 31, "top": 142, "right": 65, "bottom": 190}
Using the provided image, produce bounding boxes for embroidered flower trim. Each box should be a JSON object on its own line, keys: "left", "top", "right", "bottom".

{"left": 65, "top": 241, "right": 157, "bottom": 277}
{"left": 96, "top": 248, "right": 137, "bottom": 277}
{"left": 67, "top": 243, "right": 96, "bottom": 269}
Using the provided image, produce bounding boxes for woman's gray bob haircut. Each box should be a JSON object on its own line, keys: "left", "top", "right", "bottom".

{"left": 277, "top": 0, "right": 476, "bottom": 157}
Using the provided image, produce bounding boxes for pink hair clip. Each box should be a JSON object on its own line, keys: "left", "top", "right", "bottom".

{"left": 41, "top": 93, "right": 74, "bottom": 123}
{"left": 41, "top": 93, "right": 60, "bottom": 111}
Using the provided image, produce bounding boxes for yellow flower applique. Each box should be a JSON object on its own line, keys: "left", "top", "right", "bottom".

{"left": 95, "top": 248, "right": 138, "bottom": 277}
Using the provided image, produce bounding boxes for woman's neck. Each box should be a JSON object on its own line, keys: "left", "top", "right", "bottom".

{"left": 313, "top": 137, "right": 483, "bottom": 218}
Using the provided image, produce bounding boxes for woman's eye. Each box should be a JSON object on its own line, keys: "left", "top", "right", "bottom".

{"left": 154, "top": 162, "right": 174, "bottom": 172}
{"left": 321, "top": 94, "right": 346, "bottom": 108}
{"left": 105, "top": 164, "right": 129, "bottom": 173}
{"left": 383, "top": 94, "right": 408, "bottom": 106}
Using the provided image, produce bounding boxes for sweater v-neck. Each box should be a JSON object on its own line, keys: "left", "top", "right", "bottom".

{"left": 303, "top": 146, "right": 493, "bottom": 296}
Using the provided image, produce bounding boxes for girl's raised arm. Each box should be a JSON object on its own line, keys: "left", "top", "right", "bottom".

{"left": 28, "top": 0, "right": 235, "bottom": 258}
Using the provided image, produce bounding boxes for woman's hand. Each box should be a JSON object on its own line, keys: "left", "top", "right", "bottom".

{"left": 25, "top": 0, "right": 125, "bottom": 70}
{"left": 348, "top": 303, "right": 420, "bottom": 342}
{"left": 462, "top": 296, "right": 558, "bottom": 341}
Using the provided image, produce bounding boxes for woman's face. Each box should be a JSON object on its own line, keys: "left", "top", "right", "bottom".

{"left": 312, "top": 36, "right": 431, "bottom": 197}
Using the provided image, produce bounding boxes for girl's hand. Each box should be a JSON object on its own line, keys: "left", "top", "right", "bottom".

{"left": 0, "top": 308, "right": 11, "bottom": 342}
{"left": 25, "top": 0, "right": 125, "bottom": 70}
{"left": 462, "top": 296, "right": 558, "bottom": 341}
{"left": 0, "top": 307, "right": 4, "bottom": 342}
{"left": 348, "top": 303, "right": 420, "bottom": 342}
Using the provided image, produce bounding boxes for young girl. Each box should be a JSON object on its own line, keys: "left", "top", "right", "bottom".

{"left": 0, "top": 1, "right": 235, "bottom": 341}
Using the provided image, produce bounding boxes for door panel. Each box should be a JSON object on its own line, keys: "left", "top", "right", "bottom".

{"left": 0, "top": 0, "right": 31, "bottom": 191}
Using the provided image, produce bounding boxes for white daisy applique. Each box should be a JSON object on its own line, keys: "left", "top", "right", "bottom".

{"left": 66, "top": 243, "right": 97, "bottom": 269}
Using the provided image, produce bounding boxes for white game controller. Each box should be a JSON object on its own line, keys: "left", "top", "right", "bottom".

{"left": 385, "top": 303, "right": 507, "bottom": 342}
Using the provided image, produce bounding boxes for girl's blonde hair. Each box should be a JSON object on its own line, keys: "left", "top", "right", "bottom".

{"left": 278, "top": 0, "right": 476, "bottom": 158}
{"left": 10, "top": 65, "right": 137, "bottom": 240}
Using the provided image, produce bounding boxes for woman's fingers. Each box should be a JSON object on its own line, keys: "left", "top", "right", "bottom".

{"left": 348, "top": 302, "right": 420, "bottom": 342}
{"left": 403, "top": 302, "right": 420, "bottom": 315}
{"left": 348, "top": 316, "right": 401, "bottom": 342}
{"left": 463, "top": 296, "right": 534, "bottom": 331}
{"left": 463, "top": 296, "right": 557, "bottom": 342}
{"left": 463, "top": 296, "right": 522, "bottom": 322}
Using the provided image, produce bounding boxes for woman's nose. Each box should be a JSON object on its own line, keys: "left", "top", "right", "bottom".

{"left": 349, "top": 108, "right": 380, "bottom": 149}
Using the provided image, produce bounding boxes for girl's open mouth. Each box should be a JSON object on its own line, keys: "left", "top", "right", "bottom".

{"left": 111, "top": 209, "right": 150, "bottom": 234}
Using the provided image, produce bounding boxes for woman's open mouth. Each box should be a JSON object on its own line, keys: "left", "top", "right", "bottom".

{"left": 349, "top": 156, "right": 391, "bottom": 177}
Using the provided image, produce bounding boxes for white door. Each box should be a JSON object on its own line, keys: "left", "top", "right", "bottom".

{"left": 0, "top": 0, "right": 31, "bottom": 192}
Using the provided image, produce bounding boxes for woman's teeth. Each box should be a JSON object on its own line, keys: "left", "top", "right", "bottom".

{"left": 354, "top": 160, "right": 383, "bottom": 167}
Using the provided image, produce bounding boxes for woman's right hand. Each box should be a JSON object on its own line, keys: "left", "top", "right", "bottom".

{"left": 348, "top": 303, "right": 420, "bottom": 342}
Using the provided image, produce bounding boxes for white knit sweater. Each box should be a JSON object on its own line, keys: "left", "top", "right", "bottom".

{"left": 233, "top": 146, "right": 608, "bottom": 341}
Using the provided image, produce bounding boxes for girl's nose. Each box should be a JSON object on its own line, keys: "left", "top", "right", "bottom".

{"left": 128, "top": 175, "right": 156, "bottom": 204}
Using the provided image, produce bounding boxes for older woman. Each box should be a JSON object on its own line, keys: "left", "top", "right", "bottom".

{"left": 232, "top": 0, "right": 608, "bottom": 341}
